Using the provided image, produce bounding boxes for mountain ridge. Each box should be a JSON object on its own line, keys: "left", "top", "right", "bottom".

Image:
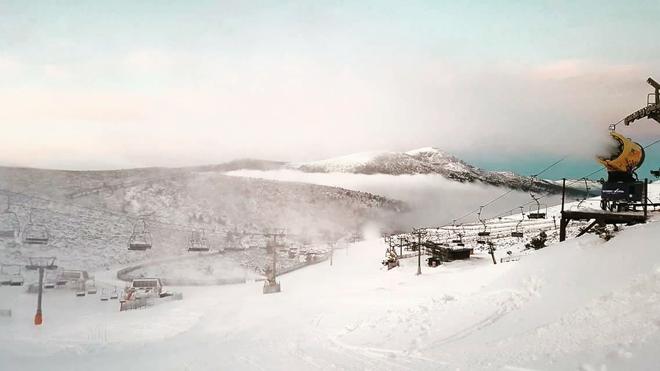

{"left": 292, "top": 147, "right": 568, "bottom": 194}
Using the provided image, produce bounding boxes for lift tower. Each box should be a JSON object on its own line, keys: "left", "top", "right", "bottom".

{"left": 25, "top": 257, "right": 57, "bottom": 325}
{"left": 624, "top": 77, "right": 660, "bottom": 125}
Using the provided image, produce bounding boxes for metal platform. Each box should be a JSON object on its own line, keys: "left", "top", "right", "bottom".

{"left": 561, "top": 209, "right": 648, "bottom": 223}
{"left": 558, "top": 178, "right": 649, "bottom": 242}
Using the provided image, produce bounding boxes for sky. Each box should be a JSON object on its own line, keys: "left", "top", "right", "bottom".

{"left": 0, "top": 0, "right": 659, "bottom": 177}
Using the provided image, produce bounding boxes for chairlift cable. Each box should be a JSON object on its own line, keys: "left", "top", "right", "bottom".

{"left": 452, "top": 156, "right": 566, "bottom": 223}
{"left": 0, "top": 188, "right": 226, "bottom": 237}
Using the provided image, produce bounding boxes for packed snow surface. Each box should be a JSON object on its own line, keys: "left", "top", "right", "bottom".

{"left": 2, "top": 187, "right": 660, "bottom": 370}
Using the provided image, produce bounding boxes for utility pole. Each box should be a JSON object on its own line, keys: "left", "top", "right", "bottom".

{"left": 330, "top": 241, "right": 334, "bottom": 266}
{"left": 25, "top": 257, "right": 57, "bottom": 325}
{"left": 487, "top": 242, "right": 497, "bottom": 265}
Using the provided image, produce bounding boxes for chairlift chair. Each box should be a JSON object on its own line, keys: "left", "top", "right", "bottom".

{"left": 23, "top": 210, "right": 49, "bottom": 244}
{"left": 1, "top": 265, "right": 23, "bottom": 286}
{"left": 511, "top": 207, "right": 525, "bottom": 238}
{"left": 0, "top": 264, "right": 12, "bottom": 285}
{"left": 0, "top": 198, "right": 19, "bottom": 239}
{"left": 187, "top": 230, "right": 210, "bottom": 252}
{"left": 87, "top": 279, "right": 97, "bottom": 295}
{"left": 54, "top": 271, "right": 68, "bottom": 286}
{"left": 23, "top": 225, "right": 49, "bottom": 244}
{"left": 450, "top": 221, "right": 466, "bottom": 245}
{"left": 576, "top": 178, "right": 591, "bottom": 209}
{"left": 527, "top": 178, "right": 547, "bottom": 219}
{"left": 43, "top": 272, "right": 56, "bottom": 289}
{"left": 10, "top": 274, "right": 24, "bottom": 286}
{"left": 128, "top": 218, "right": 152, "bottom": 251}
{"left": 457, "top": 224, "right": 467, "bottom": 246}
{"left": 527, "top": 203, "right": 547, "bottom": 219}
{"left": 450, "top": 220, "right": 460, "bottom": 243}
{"left": 477, "top": 206, "right": 491, "bottom": 237}
{"left": 451, "top": 231, "right": 462, "bottom": 244}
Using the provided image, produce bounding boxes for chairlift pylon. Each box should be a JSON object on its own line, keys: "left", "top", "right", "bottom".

{"left": 128, "top": 218, "right": 152, "bottom": 251}
{"left": 23, "top": 209, "right": 49, "bottom": 245}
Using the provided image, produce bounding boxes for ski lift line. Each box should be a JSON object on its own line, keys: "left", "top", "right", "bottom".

{"left": 453, "top": 156, "right": 567, "bottom": 224}
{"left": 498, "top": 160, "right": 627, "bottom": 220}
{"left": 559, "top": 137, "right": 660, "bottom": 189}
{"left": 452, "top": 188, "right": 516, "bottom": 223}
{"left": 441, "top": 220, "right": 554, "bottom": 233}
{"left": 483, "top": 116, "right": 660, "bottom": 223}
{"left": 0, "top": 188, "right": 227, "bottom": 238}
{"left": 532, "top": 156, "right": 568, "bottom": 178}
{"left": 7, "top": 201, "right": 221, "bottom": 237}
{"left": 493, "top": 176, "right": 600, "bottom": 220}
{"left": 0, "top": 189, "right": 128, "bottom": 220}
{"left": 0, "top": 188, "right": 231, "bottom": 237}
{"left": 444, "top": 135, "right": 649, "bottom": 231}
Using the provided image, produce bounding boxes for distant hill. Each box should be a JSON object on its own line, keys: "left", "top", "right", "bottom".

{"left": 0, "top": 165, "right": 404, "bottom": 270}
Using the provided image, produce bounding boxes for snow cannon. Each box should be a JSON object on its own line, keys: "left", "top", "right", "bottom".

{"left": 597, "top": 131, "right": 645, "bottom": 173}
{"left": 596, "top": 131, "right": 645, "bottom": 211}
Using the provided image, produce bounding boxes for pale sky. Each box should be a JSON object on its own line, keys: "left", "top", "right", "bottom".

{"left": 0, "top": 1, "right": 659, "bottom": 172}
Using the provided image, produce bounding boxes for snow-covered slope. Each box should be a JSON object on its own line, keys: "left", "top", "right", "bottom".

{"left": 294, "top": 147, "right": 566, "bottom": 193}
{"left": 2, "top": 188, "right": 660, "bottom": 370}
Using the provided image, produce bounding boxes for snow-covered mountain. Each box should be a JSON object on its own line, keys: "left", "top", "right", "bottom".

{"left": 293, "top": 147, "right": 567, "bottom": 193}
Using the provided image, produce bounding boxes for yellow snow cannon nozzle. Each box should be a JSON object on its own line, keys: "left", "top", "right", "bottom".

{"left": 597, "top": 131, "right": 645, "bottom": 173}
